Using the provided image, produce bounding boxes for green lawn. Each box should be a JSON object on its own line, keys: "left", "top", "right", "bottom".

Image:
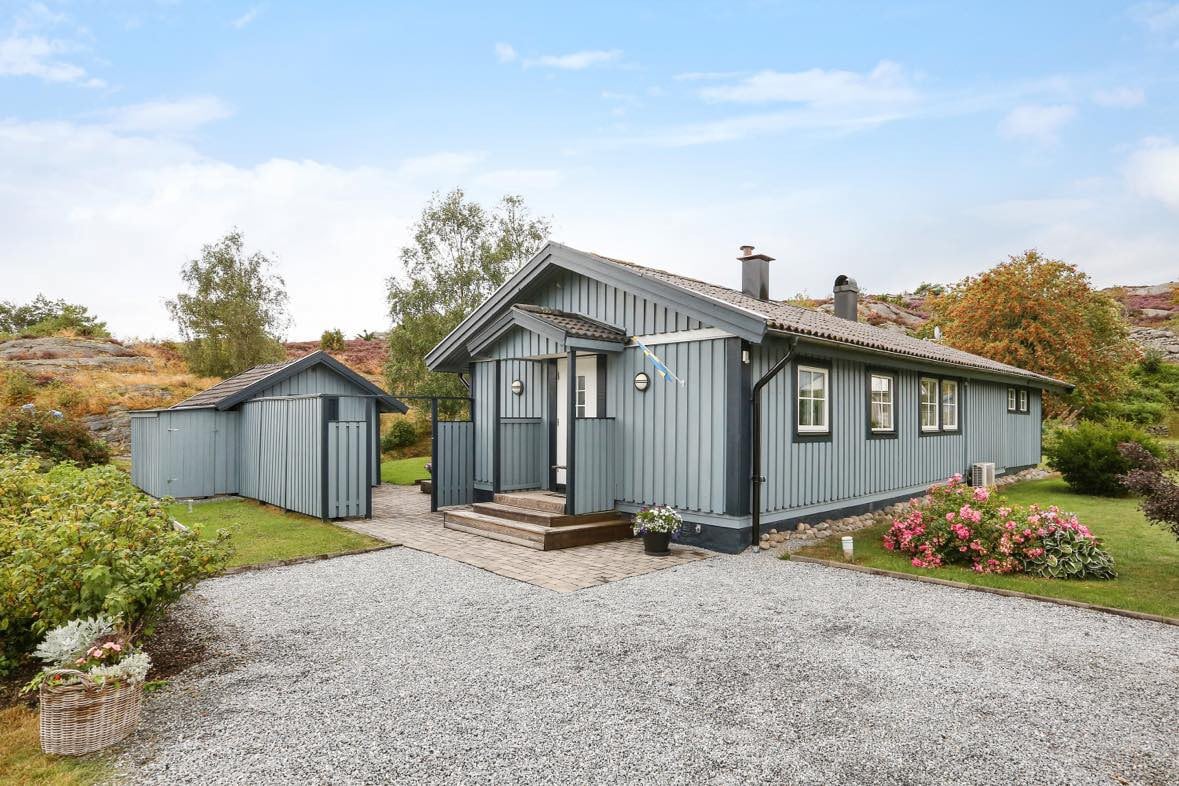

{"left": 0, "top": 706, "right": 110, "bottom": 786}
{"left": 381, "top": 455, "right": 429, "bottom": 485}
{"left": 795, "top": 478, "right": 1179, "bottom": 619}
{"left": 168, "top": 498, "right": 383, "bottom": 569}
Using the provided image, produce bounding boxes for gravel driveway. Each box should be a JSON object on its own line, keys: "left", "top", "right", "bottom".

{"left": 116, "top": 548, "right": 1179, "bottom": 786}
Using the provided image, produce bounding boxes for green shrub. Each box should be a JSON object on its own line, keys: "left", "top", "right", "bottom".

{"left": 0, "top": 368, "right": 36, "bottom": 407}
{"left": 381, "top": 418, "right": 418, "bottom": 452}
{"left": 0, "top": 457, "right": 230, "bottom": 674}
{"left": 0, "top": 406, "right": 110, "bottom": 467}
{"left": 320, "top": 328, "right": 346, "bottom": 351}
{"left": 1044, "top": 420, "right": 1162, "bottom": 496}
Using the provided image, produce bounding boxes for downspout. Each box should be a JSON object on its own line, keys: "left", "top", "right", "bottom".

{"left": 750, "top": 336, "right": 798, "bottom": 548}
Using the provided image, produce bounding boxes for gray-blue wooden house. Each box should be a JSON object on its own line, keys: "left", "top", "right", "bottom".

{"left": 426, "top": 242, "right": 1070, "bottom": 553}
{"left": 130, "top": 351, "right": 406, "bottom": 519}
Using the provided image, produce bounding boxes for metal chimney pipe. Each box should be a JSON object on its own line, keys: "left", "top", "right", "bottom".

{"left": 833, "top": 275, "right": 859, "bottom": 321}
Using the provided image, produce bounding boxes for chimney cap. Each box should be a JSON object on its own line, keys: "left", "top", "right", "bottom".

{"left": 738, "top": 244, "right": 775, "bottom": 262}
{"left": 833, "top": 274, "right": 859, "bottom": 292}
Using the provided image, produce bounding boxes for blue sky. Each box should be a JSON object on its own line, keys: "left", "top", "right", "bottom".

{"left": 2, "top": 1, "right": 1177, "bottom": 339}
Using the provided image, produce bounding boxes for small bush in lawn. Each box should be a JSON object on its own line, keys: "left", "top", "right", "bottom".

{"left": 0, "top": 457, "right": 231, "bottom": 675}
{"left": 1118, "top": 442, "right": 1179, "bottom": 542}
{"left": 1043, "top": 420, "right": 1162, "bottom": 496}
{"left": 381, "top": 418, "right": 418, "bottom": 452}
{"left": 882, "top": 475, "right": 1115, "bottom": 579}
{"left": 0, "top": 405, "right": 110, "bottom": 467}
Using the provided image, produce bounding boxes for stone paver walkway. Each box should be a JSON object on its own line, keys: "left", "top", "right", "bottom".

{"left": 338, "top": 484, "right": 712, "bottom": 591}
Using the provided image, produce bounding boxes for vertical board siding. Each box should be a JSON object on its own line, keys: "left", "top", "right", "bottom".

{"left": 573, "top": 418, "right": 616, "bottom": 514}
{"left": 260, "top": 365, "right": 359, "bottom": 397}
{"left": 613, "top": 339, "right": 730, "bottom": 515}
{"left": 435, "top": 421, "right": 474, "bottom": 507}
{"left": 752, "top": 338, "right": 1046, "bottom": 515}
{"left": 237, "top": 398, "right": 324, "bottom": 518}
{"left": 529, "top": 267, "right": 706, "bottom": 335}
{"left": 499, "top": 419, "right": 545, "bottom": 490}
{"left": 472, "top": 362, "right": 496, "bottom": 489}
{"left": 499, "top": 360, "right": 547, "bottom": 418}
{"left": 130, "top": 414, "right": 163, "bottom": 497}
{"left": 484, "top": 326, "right": 564, "bottom": 360}
{"left": 328, "top": 420, "right": 367, "bottom": 518}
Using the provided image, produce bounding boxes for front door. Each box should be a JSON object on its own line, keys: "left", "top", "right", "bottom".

{"left": 555, "top": 355, "right": 597, "bottom": 486}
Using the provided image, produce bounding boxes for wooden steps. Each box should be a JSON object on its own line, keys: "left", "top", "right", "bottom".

{"left": 443, "top": 491, "right": 631, "bottom": 550}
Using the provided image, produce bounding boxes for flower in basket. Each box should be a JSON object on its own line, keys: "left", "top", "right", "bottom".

{"left": 25, "top": 615, "right": 152, "bottom": 693}
{"left": 632, "top": 505, "right": 683, "bottom": 537}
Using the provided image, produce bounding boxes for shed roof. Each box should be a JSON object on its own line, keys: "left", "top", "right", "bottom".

{"left": 170, "top": 350, "right": 407, "bottom": 412}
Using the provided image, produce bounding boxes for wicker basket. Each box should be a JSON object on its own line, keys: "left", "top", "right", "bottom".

{"left": 40, "top": 669, "right": 143, "bottom": 756}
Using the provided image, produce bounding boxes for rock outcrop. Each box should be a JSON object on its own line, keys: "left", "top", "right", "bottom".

{"left": 1130, "top": 326, "right": 1179, "bottom": 363}
{"left": 0, "top": 337, "right": 154, "bottom": 374}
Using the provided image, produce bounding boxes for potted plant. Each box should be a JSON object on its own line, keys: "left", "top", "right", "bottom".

{"left": 24, "top": 616, "right": 152, "bottom": 755}
{"left": 633, "top": 505, "right": 683, "bottom": 555}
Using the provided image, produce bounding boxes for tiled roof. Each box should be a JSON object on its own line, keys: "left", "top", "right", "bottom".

{"left": 592, "top": 253, "right": 1069, "bottom": 388}
{"left": 170, "top": 358, "right": 297, "bottom": 409}
{"left": 513, "top": 304, "right": 627, "bottom": 343}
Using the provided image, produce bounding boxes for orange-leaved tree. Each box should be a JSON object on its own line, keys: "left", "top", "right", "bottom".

{"left": 927, "top": 250, "right": 1136, "bottom": 418}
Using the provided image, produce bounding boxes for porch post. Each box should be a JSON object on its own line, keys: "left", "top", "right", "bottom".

{"left": 429, "top": 397, "right": 439, "bottom": 513}
{"left": 492, "top": 359, "right": 501, "bottom": 494}
{"left": 566, "top": 349, "right": 577, "bottom": 515}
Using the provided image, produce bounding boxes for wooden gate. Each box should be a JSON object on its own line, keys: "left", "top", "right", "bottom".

{"left": 432, "top": 420, "right": 473, "bottom": 510}
{"left": 327, "top": 420, "right": 369, "bottom": 518}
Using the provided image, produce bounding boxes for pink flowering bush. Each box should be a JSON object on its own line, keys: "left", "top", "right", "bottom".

{"left": 882, "top": 475, "right": 1116, "bottom": 579}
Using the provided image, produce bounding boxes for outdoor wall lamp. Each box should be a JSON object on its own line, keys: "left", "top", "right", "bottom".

{"left": 634, "top": 372, "right": 650, "bottom": 392}
{"left": 511, "top": 379, "right": 524, "bottom": 396}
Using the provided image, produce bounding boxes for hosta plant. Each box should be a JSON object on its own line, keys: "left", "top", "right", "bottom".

{"left": 882, "top": 475, "right": 1115, "bottom": 580}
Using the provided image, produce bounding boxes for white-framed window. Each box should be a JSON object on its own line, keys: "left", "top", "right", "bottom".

{"left": 941, "top": 380, "right": 959, "bottom": 431}
{"left": 576, "top": 375, "right": 586, "bottom": 418}
{"left": 797, "top": 365, "right": 829, "bottom": 433}
{"left": 1018, "top": 388, "right": 1028, "bottom": 413}
{"left": 919, "top": 377, "right": 940, "bottom": 431}
{"left": 870, "top": 373, "right": 894, "bottom": 432}
{"left": 1007, "top": 387, "right": 1017, "bottom": 412}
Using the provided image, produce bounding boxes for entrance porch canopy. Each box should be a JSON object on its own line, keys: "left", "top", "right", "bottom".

{"left": 467, "top": 304, "right": 627, "bottom": 357}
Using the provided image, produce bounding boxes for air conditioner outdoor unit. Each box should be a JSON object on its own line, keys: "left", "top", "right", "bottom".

{"left": 971, "top": 462, "right": 996, "bottom": 487}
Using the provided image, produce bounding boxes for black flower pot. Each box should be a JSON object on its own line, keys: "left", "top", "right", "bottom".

{"left": 642, "top": 530, "right": 672, "bottom": 556}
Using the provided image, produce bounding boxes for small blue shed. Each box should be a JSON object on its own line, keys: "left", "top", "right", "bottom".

{"left": 130, "top": 351, "right": 406, "bottom": 519}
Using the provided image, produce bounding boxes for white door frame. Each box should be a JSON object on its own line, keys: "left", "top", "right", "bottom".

{"left": 554, "top": 354, "right": 598, "bottom": 487}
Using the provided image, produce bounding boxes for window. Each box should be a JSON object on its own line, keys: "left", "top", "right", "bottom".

{"left": 575, "top": 375, "right": 586, "bottom": 418}
{"left": 919, "top": 377, "right": 939, "bottom": 431}
{"left": 869, "top": 373, "right": 894, "bottom": 433}
{"left": 941, "top": 380, "right": 959, "bottom": 431}
{"left": 797, "top": 365, "right": 829, "bottom": 433}
{"left": 1019, "top": 388, "right": 1028, "bottom": 413}
{"left": 1007, "top": 387, "right": 1017, "bottom": 412}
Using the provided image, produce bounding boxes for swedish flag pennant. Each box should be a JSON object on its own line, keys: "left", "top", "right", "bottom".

{"left": 632, "top": 337, "right": 685, "bottom": 386}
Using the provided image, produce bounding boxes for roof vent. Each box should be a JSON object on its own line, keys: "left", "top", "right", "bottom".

{"left": 833, "top": 275, "right": 859, "bottom": 321}
{"left": 738, "top": 245, "right": 775, "bottom": 301}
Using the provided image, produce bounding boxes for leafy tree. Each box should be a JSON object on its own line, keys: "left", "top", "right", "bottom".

{"left": 385, "top": 189, "right": 550, "bottom": 412}
{"left": 166, "top": 230, "right": 290, "bottom": 377}
{"left": 927, "top": 250, "right": 1136, "bottom": 417}
{"left": 0, "top": 294, "right": 108, "bottom": 338}
{"left": 320, "top": 328, "right": 346, "bottom": 351}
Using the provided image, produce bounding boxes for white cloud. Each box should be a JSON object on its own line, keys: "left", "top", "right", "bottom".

{"left": 998, "top": 104, "right": 1076, "bottom": 144}
{"left": 698, "top": 61, "right": 917, "bottom": 106}
{"left": 1125, "top": 137, "right": 1179, "bottom": 211}
{"left": 1092, "top": 86, "right": 1145, "bottom": 107}
{"left": 0, "top": 33, "right": 102, "bottom": 86}
{"left": 493, "top": 42, "right": 516, "bottom": 63}
{"left": 395, "top": 151, "right": 485, "bottom": 179}
{"left": 0, "top": 120, "right": 554, "bottom": 339}
{"left": 104, "top": 97, "right": 234, "bottom": 133}
{"left": 1127, "top": 1, "right": 1179, "bottom": 34}
{"left": 230, "top": 7, "right": 262, "bottom": 30}
{"left": 523, "top": 49, "right": 621, "bottom": 70}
